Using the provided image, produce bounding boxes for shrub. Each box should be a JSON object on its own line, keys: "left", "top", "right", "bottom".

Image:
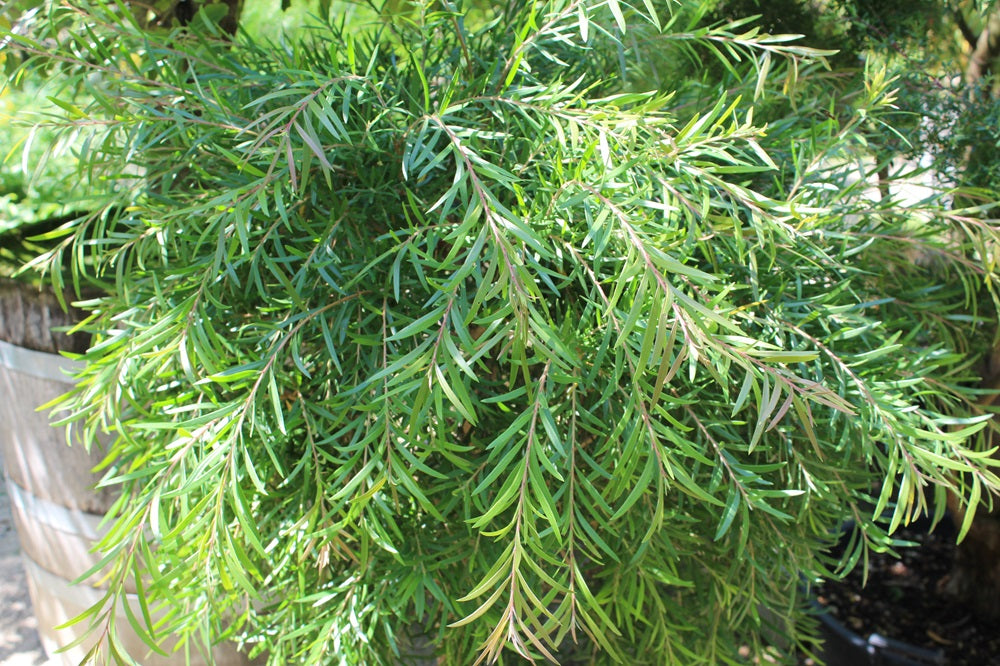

{"left": 8, "top": 0, "right": 1000, "bottom": 663}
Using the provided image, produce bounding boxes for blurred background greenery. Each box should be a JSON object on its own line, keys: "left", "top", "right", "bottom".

{"left": 0, "top": 85, "right": 83, "bottom": 267}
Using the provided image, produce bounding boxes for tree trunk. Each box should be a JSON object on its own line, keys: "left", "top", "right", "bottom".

{"left": 942, "top": 512, "right": 1000, "bottom": 620}
{"left": 943, "top": 347, "right": 1000, "bottom": 621}
{"left": 963, "top": 9, "right": 1000, "bottom": 90}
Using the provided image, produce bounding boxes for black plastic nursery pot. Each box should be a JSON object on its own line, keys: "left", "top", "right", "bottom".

{"left": 809, "top": 513, "right": 965, "bottom": 666}
{"left": 813, "top": 610, "right": 946, "bottom": 666}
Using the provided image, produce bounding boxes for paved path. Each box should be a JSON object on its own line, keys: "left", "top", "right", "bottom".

{"left": 0, "top": 471, "right": 50, "bottom": 666}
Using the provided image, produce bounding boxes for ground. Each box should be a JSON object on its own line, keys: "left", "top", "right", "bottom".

{"left": 0, "top": 465, "right": 51, "bottom": 666}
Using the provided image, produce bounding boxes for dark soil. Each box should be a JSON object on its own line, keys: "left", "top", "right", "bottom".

{"left": 812, "top": 522, "right": 1000, "bottom": 666}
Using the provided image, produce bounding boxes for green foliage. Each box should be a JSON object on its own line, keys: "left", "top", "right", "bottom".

{"left": 706, "top": 0, "right": 851, "bottom": 60}
{"left": 830, "top": 0, "right": 944, "bottom": 49}
{"left": 700, "top": 0, "right": 1000, "bottom": 201}
{"left": 0, "top": 84, "right": 89, "bottom": 272}
{"left": 892, "top": 72, "right": 1000, "bottom": 193}
{"left": 706, "top": 0, "right": 945, "bottom": 56}
{"left": 6, "top": 0, "right": 1000, "bottom": 664}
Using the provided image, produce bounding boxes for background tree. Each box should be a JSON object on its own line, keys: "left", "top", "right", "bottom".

{"left": 5, "top": 0, "right": 1000, "bottom": 664}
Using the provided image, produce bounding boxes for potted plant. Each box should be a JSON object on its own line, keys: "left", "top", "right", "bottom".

{"left": 6, "top": 0, "right": 1000, "bottom": 663}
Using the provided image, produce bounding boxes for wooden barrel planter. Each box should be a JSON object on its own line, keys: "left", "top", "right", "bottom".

{"left": 0, "top": 278, "right": 250, "bottom": 665}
